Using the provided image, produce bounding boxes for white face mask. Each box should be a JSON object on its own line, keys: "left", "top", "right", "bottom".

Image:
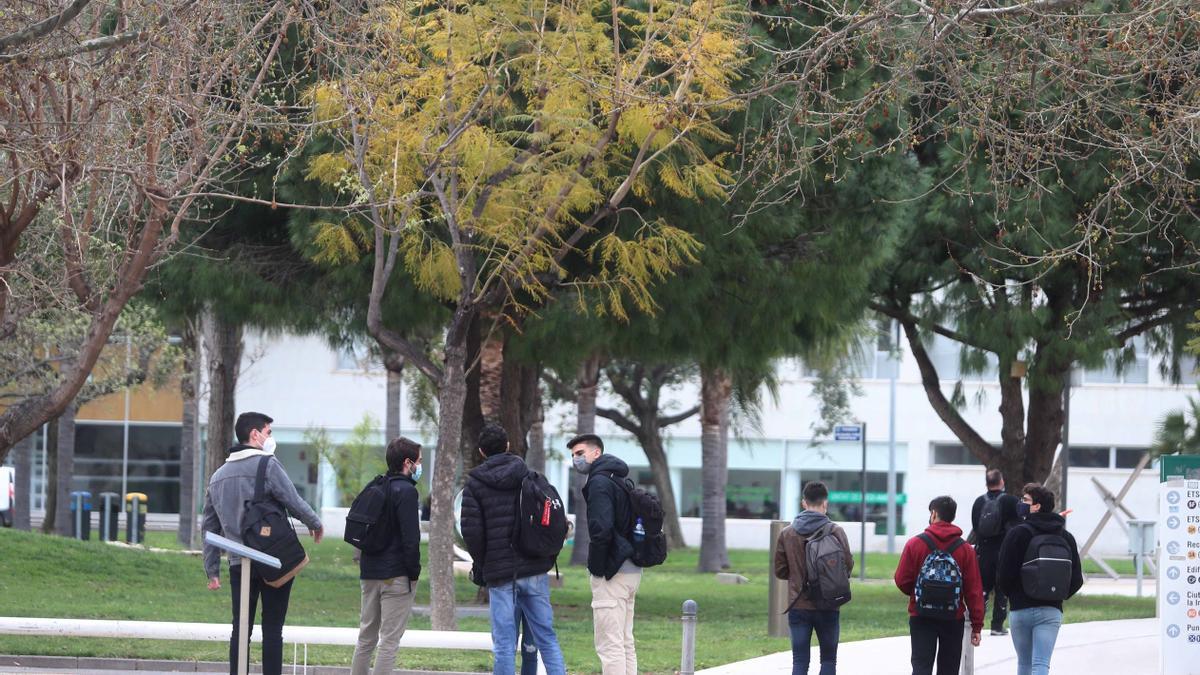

{"left": 261, "top": 436, "right": 277, "bottom": 454}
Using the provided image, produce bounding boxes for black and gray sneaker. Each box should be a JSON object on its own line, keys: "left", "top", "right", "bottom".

{"left": 990, "top": 628, "right": 1009, "bottom": 636}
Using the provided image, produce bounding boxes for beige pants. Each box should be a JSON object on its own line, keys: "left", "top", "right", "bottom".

{"left": 590, "top": 571, "right": 642, "bottom": 675}
{"left": 351, "top": 577, "right": 415, "bottom": 675}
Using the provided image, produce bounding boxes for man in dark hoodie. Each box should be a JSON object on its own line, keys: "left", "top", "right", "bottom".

{"left": 570, "top": 432, "right": 640, "bottom": 675}
{"left": 202, "top": 412, "right": 323, "bottom": 675}
{"left": 895, "top": 496, "right": 984, "bottom": 675}
{"left": 996, "top": 484, "right": 1083, "bottom": 675}
{"left": 971, "top": 469, "right": 1021, "bottom": 636}
{"left": 350, "top": 436, "right": 422, "bottom": 675}
{"left": 773, "top": 480, "right": 853, "bottom": 675}
{"left": 461, "top": 423, "right": 566, "bottom": 675}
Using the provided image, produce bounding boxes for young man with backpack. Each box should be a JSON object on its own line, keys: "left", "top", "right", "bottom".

{"left": 347, "top": 437, "right": 423, "bottom": 675}
{"left": 571, "top": 432, "right": 666, "bottom": 675}
{"left": 971, "top": 470, "right": 1021, "bottom": 636}
{"left": 996, "top": 484, "right": 1083, "bottom": 675}
{"left": 895, "top": 496, "right": 984, "bottom": 675}
{"left": 773, "top": 481, "right": 853, "bottom": 675}
{"left": 461, "top": 423, "right": 567, "bottom": 675}
{"left": 202, "top": 412, "right": 324, "bottom": 675}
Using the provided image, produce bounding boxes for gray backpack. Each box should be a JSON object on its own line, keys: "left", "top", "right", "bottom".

{"left": 803, "top": 522, "right": 852, "bottom": 609}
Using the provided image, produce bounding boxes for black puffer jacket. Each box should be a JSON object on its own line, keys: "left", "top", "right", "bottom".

{"left": 582, "top": 453, "right": 635, "bottom": 579}
{"left": 359, "top": 474, "right": 422, "bottom": 582}
{"left": 460, "top": 453, "right": 555, "bottom": 586}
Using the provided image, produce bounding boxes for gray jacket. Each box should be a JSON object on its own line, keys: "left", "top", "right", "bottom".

{"left": 202, "top": 446, "right": 322, "bottom": 579}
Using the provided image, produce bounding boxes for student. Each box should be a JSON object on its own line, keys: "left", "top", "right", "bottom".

{"left": 350, "top": 437, "right": 422, "bottom": 675}
{"left": 895, "top": 496, "right": 984, "bottom": 675}
{"left": 773, "top": 480, "right": 853, "bottom": 675}
{"left": 971, "top": 469, "right": 1021, "bottom": 635}
{"left": 461, "top": 423, "right": 567, "bottom": 675}
{"left": 996, "top": 484, "right": 1083, "bottom": 675}
{"left": 202, "top": 412, "right": 323, "bottom": 675}
{"left": 570, "top": 433, "right": 641, "bottom": 675}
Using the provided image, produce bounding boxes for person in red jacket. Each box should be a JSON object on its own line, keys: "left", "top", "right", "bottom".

{"left": 894, "top": 496, "right": 984, "bottom": 675}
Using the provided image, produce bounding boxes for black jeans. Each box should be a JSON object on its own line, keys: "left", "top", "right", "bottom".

{"left": 908, "top": 616, "right": 963, "bottom": 675}
{"left": 788, "top": 609, "right": 840, "bottom": 675}
{"left": 229, "top": 563, "right": 294, "bottom": 675}
{"left": 977, "top": 549, "right": 1008, "bottom": 630}
{"left": 984, "top": 587, "right": 1008, "bottom": 631}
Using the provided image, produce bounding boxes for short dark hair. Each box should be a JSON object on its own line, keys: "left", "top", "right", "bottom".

{"left": 478, "top": 422, "right": 508, "bottom": 457}
{"left": 566, "top": 433, "right": 604, "bottom": 452}
{"left": 985, "top": 469, "right": 1004, "bottom": 488}
{"left": 802, "top": 481, "right": 829, "bottom": 506}
{"left": 1023, "top": 483, "right": 1055, "bottom": 512}
{"left": 386, "top": 437, "right": 421, "bottom": 474}
{"left": 929, "top": 495, "right": 957, "bottom": 523}
{"left": 235, "top": 412, "right": 273, "bottom": 444}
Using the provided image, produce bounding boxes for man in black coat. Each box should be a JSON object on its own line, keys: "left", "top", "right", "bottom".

{"left": 571, "top": 433, "right": 641, "bottom": 675}
{"left": 461, "top": 423, "right": 566, "bottom": 675}
{"left": 971, "top": 469, "right": 1021, "bottom": 635}
{"left": 351, "top": 437, "right": 422, "bottom": 675}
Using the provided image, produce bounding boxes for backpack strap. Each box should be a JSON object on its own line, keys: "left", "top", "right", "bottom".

{"left": 947, "top": 538, "right": 965, "bottom": 554}
{"left": 917, "top": 532, "right": 937, "bottom": 552}
{"left": 254, "top": 456, "right": 271, "bottom": 502}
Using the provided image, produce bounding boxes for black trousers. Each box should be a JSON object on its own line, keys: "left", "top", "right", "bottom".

{"left": 977, "top": 548, "right": 1008, "bottom": 630}
{"left": 984, "top": 587, "right": 1009, "bottom": 630}
{"left": 909, "top": 616, "right": 964, "bottom": 675}
{"left": 229, "top": 563, "right": 294, "bottom": 675}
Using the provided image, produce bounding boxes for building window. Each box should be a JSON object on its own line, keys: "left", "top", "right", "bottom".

{"left": 931, "top": 443, "right": 984, "bottom": 466}
{"left": 1068, "top": 446, "right": 1110, "bottom": 468}
{"left": 679, "top": 468, "right": 781, "bottom": 520}
{"left": 1082, "top": 336, "right": 1149, "bottom": 385}
{"left": 74, "top": 423, "right": 183, "bottom": 512}
{"left": 1115, "top": 447, "right": 1148, "bottom": 469}
{"left": 926, "top": 335, "right": 998, "bottom": 383}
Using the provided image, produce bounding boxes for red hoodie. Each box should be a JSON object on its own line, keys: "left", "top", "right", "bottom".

{"left": 894, "top": 520, "right": 985, "bottom": 633}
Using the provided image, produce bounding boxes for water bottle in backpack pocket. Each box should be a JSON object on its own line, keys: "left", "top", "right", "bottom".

{"left": 913, "top": 534, "right": 964, "bottom": 620}
{"left": 1020, "top": 529, "right": 1074, "bottom": 601}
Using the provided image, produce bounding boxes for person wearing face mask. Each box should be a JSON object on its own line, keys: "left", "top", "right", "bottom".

{"left": 202, "top": 412, "right": 323, "bottom": 675}
{"left": 569, "top": 433, "right": 641, "bottom": 675}
{"left": 995, "top": 484, "right": 1083, "bottom": 675}
{"left": 350, "top": 436, "right": 423, "bottom": 675}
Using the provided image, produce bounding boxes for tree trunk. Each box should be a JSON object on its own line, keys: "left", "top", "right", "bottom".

{"left": 385, "top": 352, "right": 405, "bottom": 442}
{"left": 52, "top": 402, "right": 77, "bottom": 537}
{"left": 639, "top": 430, "right": 686, "bottom": 549}
{"left": 178, "top": 328, "right": 200, "bottom": 548}
{"left": 698, "top": 367, "right": 732, "bottom": 572}
{"left": 526, "top": 377, "right": 546, "bottom": 474}
{"left": 569, "top": 355, "right": 602, "bottom": 566}
{"left": 202, "top": 309, "right": 242, "bottom": 481}
{"left": 429, "top": 319, "right": 471, "bottom": 630}
{"left": 42, "top": 416, "right": 58, "bottom": 534}
{"left": 479, "top": 315, "right": 504, "bottom": 421}
{"left": 11, "top": 432, "right": 33, "bottom": 531}
{"left": 459, "top": 314, "right": 485, "bottom": 476}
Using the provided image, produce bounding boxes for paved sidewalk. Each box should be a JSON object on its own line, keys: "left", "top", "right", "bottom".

{"left": 697, "top": 618, "right": 1156, "bottom": 674}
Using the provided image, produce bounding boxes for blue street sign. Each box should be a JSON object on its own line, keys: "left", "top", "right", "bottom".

{"left": 834, "top": 424, "right": 863, "bottom": 441}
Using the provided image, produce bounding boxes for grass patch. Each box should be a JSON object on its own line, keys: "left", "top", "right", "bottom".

{"left": 0, "top": 528, "right": 1153, "bottom": 673}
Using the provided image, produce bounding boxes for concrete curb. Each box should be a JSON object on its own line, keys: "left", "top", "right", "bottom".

{"left": 0, "top": 656, "right": 484, "bottom": 674}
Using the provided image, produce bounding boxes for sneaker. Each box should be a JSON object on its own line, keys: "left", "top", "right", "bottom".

{"left": 990, "top": 628, "right": 1009, "bottom": 636}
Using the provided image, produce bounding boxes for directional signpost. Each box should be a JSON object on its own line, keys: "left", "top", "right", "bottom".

{"left": 205, "top": 532, "right": 281, "bottom": 675}
{"left": 835, "top": 424, "right": 867, "bottom": 581}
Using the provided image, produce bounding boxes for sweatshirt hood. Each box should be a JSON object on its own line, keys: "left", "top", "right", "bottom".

{"left": 589, "top": 453, "right": 629, "bottom": 478}
{"left": 923, "top": 520, "right": 964, "bottom": 544}
{"left": 791, "top": 509, "right": 832, "bottom": 535}
{"left": 1023, "top": 511, "right": 1066, "bottom": 533}
{"left": 225, "top": 444, "right": 271, "bottom": 463}
{"left": 469, "top": 453, "right": 527, "bottom": 490}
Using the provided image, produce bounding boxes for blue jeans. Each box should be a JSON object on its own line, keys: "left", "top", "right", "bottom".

{"left": 489, "top": 574, "right": 566, "bottom": 675}
{"left": 787, "top": 609, "right": 839, "bottom": 675}
{"left": 1009, "top": 607, "right": 1063, "bottom": 675}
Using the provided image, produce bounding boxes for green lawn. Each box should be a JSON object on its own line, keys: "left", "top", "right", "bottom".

{"left": 0, "top": 529, "right": 1154, "bottom": 673}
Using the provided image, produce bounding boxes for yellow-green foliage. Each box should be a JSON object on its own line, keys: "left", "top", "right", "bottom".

{"left": 308, "top": 0, "right": 748, "bottom": 316}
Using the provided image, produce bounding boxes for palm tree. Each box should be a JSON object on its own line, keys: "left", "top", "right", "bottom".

{"left": 1153, "top": 389, "right": 1200, "bottom": 457}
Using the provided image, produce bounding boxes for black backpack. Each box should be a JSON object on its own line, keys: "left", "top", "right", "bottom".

{"left": 343, "top": 475, "right": 398, "bottom": 553}
{"left": 1020, "top": 526, "right": 1074, "bottom": 601}
{"left": 606, "top": 473, "right": 668, "bottom": 568}
{"left": 510, "top": 471, "right": 568, "bottom": 559}
{"left": 241, "top": 456, "right": 308, "bottom": 586}
{"left": 976, "top": 492, "right": 1004, "bottom": 539}
{"left": 803, "top": 522, "right": 852, "bottom": 610}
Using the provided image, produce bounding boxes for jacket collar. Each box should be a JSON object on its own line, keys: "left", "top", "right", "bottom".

{"left": 226, "top": 445, "right": 272, "bottom": 463}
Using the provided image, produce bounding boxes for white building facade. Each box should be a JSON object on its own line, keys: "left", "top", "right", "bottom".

{"left": 212, "top": 329, "right": 1194, "bottom": 558}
